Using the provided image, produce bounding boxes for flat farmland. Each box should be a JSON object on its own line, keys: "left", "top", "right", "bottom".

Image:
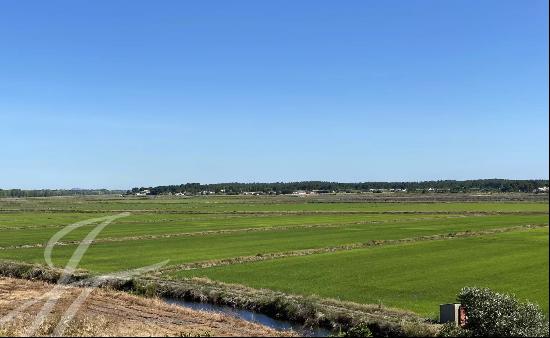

{"left": 0, "top": 194, "right": 548, "bottom": 318}
{"left": 171, "top": 228, "right": 549, "bottom": 316}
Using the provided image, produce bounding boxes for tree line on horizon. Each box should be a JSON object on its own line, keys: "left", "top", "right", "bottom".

{"left": 0, "top": 189, "right": 125, "bottom": 198}
{"left": 130, "top": 179, "right": 549, "bottom": 195}
{"left": 1, "top": 179, "right": 548, "bottom": 198}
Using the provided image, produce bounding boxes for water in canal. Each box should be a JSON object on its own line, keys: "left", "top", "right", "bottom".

{"left": 165, "top": 298, "right": 333, "bottom": 337}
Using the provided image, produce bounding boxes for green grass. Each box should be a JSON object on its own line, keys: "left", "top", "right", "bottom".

{"left": 0, "top": 213, "right": 546, "bottom": 248}
{"left": 0, "top": 212, "right": 112, "bottom": 228}
{"left": 0, "top": 214, "right": 546, "bottom": 272}
{"left": 170, "top": 228, "right": 549, "bottom": 317}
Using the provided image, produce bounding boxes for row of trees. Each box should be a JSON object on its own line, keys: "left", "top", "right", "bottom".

{"left": 2, "top": 180, "right": 547, "bottom": 198}
{"left": 131, "top": 179, "right": 549, "bottom": 195}
{"left": 0, "top": 189, "right": 125, "bottom": 198}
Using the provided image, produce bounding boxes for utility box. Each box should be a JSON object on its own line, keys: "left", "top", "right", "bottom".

{"left": 440, "top": 303, "right": 461, "bottom": 326}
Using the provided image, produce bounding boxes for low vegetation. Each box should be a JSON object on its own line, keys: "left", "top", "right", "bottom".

{"left": 439, "top": 287, "right": 549, "bottom": 337}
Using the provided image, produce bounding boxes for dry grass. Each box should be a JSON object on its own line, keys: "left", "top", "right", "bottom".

{"left": 0, "top": 277, "right": 290, "bottom": 337}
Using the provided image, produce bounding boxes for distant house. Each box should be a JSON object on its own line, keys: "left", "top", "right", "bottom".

{"left": 388, "top": 188, "right": 406, "bottom": 193}
{"left": 135, "top": 189, "right": 150, "bottom": 196}
{"left": 312, "top": 190, "right": 331, "bottom": 194}
{"left": 368, "top": 188, "right": 384, "bottom": 193}
{"left": 243, "top": 191, "right": 265, "bottom": 196}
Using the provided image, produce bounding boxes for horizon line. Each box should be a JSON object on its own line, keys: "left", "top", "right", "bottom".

{"left": 2, "top": 177, "right": 549, "bottom": 192}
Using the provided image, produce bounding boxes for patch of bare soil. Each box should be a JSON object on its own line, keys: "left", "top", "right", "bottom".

{"left": 0, "top": 277, "right": 290, "bottom": 337}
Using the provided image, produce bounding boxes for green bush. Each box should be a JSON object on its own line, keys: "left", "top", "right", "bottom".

{"left": 457, "top": 287, "right": 549, "bottom": 337}
{"left": 333, "top": 322, "right": 373, "bottom": 337}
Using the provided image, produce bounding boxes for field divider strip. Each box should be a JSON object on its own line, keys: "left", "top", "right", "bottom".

{"left": 1, "top": 209, "right": 547, "bottom": 215}
{"left": 157, "top": 224, "right": 549, "bottom": 274}
{"left": 0, "top": 213, "right": 468, "bottom": 230}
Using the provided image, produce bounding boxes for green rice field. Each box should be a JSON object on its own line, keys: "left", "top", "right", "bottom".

{"left": 0, "top": 194, "right": 548, "bottom": 317}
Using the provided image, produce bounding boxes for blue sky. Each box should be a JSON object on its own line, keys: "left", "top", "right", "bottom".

{"left": 0, "top": 0, "right": 548, "bottom": 189}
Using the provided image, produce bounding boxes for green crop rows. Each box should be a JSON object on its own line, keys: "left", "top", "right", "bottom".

{"left": 0, "top": 195, "right": 547, "bottom": 317}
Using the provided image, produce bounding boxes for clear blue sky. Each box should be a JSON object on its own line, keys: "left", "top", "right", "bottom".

{"left": 0, "top": 0, "right": 548, "bottom": 189}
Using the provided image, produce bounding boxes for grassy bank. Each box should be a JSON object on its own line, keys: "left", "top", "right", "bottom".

{"left": 0, "top": 261, "right": 437, "bottom": 337}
